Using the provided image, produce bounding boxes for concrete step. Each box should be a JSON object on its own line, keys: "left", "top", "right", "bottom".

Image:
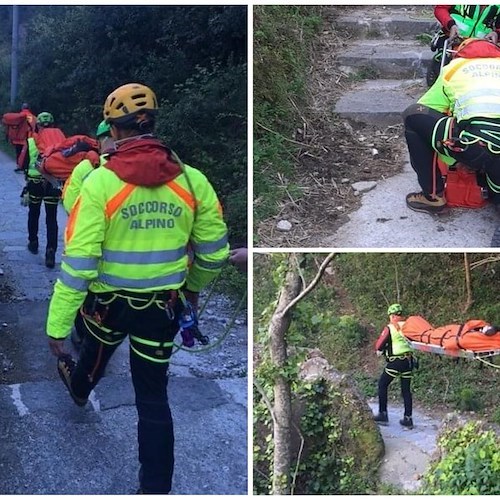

{"left": 337, "top": 8, "right": 437, "bottom": 39}
{"left": 338, "top": 40, "right": 433, "bottom": 79}
{"left": 334, "top": 79, "right": 426, "bottom": 127}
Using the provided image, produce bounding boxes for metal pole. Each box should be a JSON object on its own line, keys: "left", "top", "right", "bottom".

{"left": 10, "top": 5, "right": 19, "bottom": 107}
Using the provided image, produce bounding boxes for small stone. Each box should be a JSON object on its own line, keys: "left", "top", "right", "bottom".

{"left": 352, "top": 181, "right": 377, "bottom": 194}
{"left": 437, "top": 225, "right": 445, "bottom": 232}
{"left": 336, "top": 206, "right": 344, "bottom": 211}
{"left": 0, "top": 268, "right": 4, "bottom": 276}
{"left": 341, "top": 178, "right": 350, "bottom": 184}
{"left": 371, "top": 148, "right": 379, "bottom": 156}
{"left": 2, "top": 323, "right": 7, "bottom": 327}
{"left": 276, "top": 220, "right": 292, "bottom": 232}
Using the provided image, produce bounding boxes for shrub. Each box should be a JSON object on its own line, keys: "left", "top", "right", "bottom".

{"left": 421, "top": 422, "right": 500, "bottom": 494}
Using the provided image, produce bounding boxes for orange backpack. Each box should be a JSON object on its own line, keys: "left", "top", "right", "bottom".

{"left": 38, "top": 135, "right": 100, "bottom": 181}
{"left": 33, "top": 127, "right": 66, "bottom": 156}
{"left": 2, "top": 112, "right": 34, "bottom": 145}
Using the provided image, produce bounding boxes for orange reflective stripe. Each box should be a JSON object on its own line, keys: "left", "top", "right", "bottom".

{"left": 105, "top": 184, "right": 136, "bottom": 219}
{"left": 443, "top": 59, "right": 468, "bottom": 82}
{"left": 65, "top": 196, "right": 81, "bottom": 243}
{"left": 217, "top": 200, "right": 223, "bottom": 216}
{"left": 167, "top": 180, "right": 195, "bottom": 211}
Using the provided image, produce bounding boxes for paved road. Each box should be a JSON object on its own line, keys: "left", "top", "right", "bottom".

{"left": 0, "top": 150, "right": 248, "bottom": 494}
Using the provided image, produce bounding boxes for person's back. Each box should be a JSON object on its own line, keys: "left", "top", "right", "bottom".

{"left": 47, "top": 83, "right": 230, "bottom": 494}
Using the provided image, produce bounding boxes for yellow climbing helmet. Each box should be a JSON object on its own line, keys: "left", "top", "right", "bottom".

{"left": 103, "top": 83, "right": 158, "bottom": 126}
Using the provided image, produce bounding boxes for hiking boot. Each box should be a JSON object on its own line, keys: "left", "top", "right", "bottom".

{"left": 57, "top": 354, "right": 87, "bottom": 407}
{"left": 406, "top": 191, "right": 446, "bottom": 214}
{"left": 27, "top": 240, "right": 38, "bottom": 254}
{"left": 373, "top": 411, "right": 389, "bottom": 425}
{"left": 399, "top": 416, "right": 414, "bottom": 429}
{"left": 45, "top": 248, "right": 56, "bottom": 268}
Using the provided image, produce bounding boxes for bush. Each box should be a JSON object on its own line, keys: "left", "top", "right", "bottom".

{"left": 421, "top": 422, "right": 500, "bottom": 494}
{"left": 457, "top": 387, "right": 482, "bottom": 412}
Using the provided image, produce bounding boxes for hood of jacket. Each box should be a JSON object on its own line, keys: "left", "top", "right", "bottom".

{"left": 104, "top": 137, "right": 182, "bottom": 186}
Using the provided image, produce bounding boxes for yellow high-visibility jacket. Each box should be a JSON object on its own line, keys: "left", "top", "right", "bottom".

{"left": 47, "top": 153, "right": 229, "bottom": 339}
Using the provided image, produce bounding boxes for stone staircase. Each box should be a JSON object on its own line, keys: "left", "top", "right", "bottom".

{"left": 323, "top": 6, "right": 499, "bottom": 248}
{"left": 334, "top": 6, "right": 436, "bottom": 126}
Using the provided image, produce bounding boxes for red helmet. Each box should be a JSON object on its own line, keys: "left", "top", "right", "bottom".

{"left": 454, "top": 38, "right": 500, "bottom": 59}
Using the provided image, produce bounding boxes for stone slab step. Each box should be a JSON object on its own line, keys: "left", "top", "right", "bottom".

{"left": 335, "top": 79, "right": 426, "bottom": 127}
{"left": 338, "top": 40, "right": 433, "bottom": 79}
{"left": 336, "top": 6, "right": 437, "bottom": 39}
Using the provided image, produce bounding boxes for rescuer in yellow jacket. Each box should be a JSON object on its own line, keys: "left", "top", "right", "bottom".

{"left": 22, "top": 112, "right": 63, "bottom": 268}
{"left": 46, "top": 83, "right": 229, "bottom": 494}
{"left": 61, "top": 120, "right": 114, "bottom": 214}
{"left": 373, "top": 303, "right": 415, "bottom": 429}
{"left": 403, "top": 38, "right": 500, "bottom": 214}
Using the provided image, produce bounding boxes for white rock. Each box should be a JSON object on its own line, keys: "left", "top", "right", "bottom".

{"left": 0, "top": 268, "right": 3, "bottom": 276}
{"left": 352, "top": 181, "right": 377, "bottom": 194}
{"left": 276, "top": 220, "right": 292, "bottom": 232}
{"left": 341, "top": 178, "right": 350, "bottom": 184}
{"left": 336, "top": 206, "right": 344, "bottom": 211}
{"left": 371, "top": 148, "right": 379, "bottom": 156}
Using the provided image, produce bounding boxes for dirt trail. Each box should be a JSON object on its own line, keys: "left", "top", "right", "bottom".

{"left": 368, "top": 400, "right": 441, "bottom": 492}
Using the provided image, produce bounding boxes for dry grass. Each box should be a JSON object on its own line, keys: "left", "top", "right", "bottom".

{"left": 256, "top": 5, "right": 409, "bottom": 248}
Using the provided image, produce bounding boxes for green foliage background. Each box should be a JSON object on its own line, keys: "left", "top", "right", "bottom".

{"left": 0, "top": 6, "right": 247, "bottom": 245}
{"left": 253, "top": 5, "right": 322, "bottom": 226}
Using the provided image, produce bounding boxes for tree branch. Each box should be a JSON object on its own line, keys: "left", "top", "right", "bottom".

{"left": 279, "top": 252, "right": 335, "bottom": 317}
{"left": 253, "top": 378, "right": 277, "bottom": 427}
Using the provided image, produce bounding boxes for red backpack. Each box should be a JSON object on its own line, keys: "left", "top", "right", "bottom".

{"left": 33, "top": 127, "right": 66, "bottom": 155}
{"left": 2, "top": 112, "right": 35, "bottom": 145}
{"left": 38, "top": 135, "right": 100, "bottom": 181}
{"left": 437, "top": 158, "right": 488, "bottom": 209}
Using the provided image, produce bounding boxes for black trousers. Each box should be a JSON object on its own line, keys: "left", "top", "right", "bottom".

{"left": 70, "top": 291, "right": 180, "bottom": 494}
{"left": 27, "top": 179, "right": 61, "bottom": 251}
{"left": 404, "top": 105, "right": 500, "bottom": 204}
{"left": 377, "top": 357, "right": 413, "bottom": 417}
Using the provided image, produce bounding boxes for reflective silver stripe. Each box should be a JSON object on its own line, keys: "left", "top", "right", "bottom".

{"left": 102, "top": 247, "right": 186, "bottom": 265}
{"left": 99, "top": 270, "right": 186, "bottom": 289}
{"left": 194, "top": 256, "right": 226, "bottom": 270}
{"left": 457, "top": 103, "right": 500, "bottom": 121}
{"left": 192, "top": 234, "right": 228, "bottom": 254}
{"left": 63, "top": 256, "right": 99, "bottom": 271}
{"left": 60, "top": 270, "right": 90, "bottom": 291}
{"left": 458, "top": 88, "right": 500, "bottom": 101}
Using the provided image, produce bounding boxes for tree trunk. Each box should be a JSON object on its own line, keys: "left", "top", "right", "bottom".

{"left": 269, "top": 261, "right": 302, "bottom": 494}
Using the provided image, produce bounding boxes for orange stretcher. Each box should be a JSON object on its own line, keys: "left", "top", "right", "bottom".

{"left": 401, "top": 316, "right": 500, "bottom": 364}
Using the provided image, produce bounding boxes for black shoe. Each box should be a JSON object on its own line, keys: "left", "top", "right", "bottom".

{"left": 399, "top": 416, "right": 414, "bottom": 429}
{"left": 374, "top": 411, "right": 389, "bottom": 425}
{"left": 45, "top": 248, "right": 56, "bottom": 268}
{"left": 14, "top": 167, "right": 24, "bottom": 173}
{"left": 57, "top": 354, "right": 87, "bottom": 407}
{"left": 27, "top": 240, "right": 38, "bottom": 254}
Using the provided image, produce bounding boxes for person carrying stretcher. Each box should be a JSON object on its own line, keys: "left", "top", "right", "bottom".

{"left": 373, "top": 304, "right": 416, "bottom": 430}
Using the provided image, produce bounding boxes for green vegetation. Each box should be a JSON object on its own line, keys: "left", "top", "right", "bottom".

{"left": 253, "top": 5, "right": 322, "bottom": 227}
{"left": 0, "top": 6, "right": 247, "bottom": 248}
{"left": 420, "top": 422, "right": 500, "bottom": 494}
